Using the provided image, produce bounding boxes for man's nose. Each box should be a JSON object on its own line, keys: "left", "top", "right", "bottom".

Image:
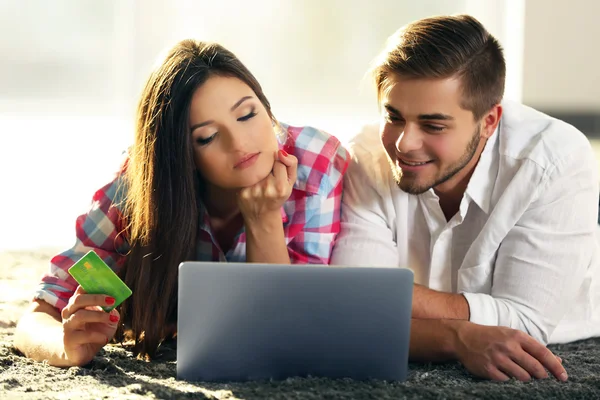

{"left": 395, "top": 124, "right": 423, "bottom": 153}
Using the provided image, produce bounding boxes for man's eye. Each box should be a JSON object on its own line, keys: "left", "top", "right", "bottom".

{"left": 386, "top": 114, "right": 403, "bottom": 123}
{"left": 425, "top": 125, "right": 445, "bottom": 132}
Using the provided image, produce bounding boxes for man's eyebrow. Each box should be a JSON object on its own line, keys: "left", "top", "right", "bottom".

{"left": 418, "top": 113, "right": 454, "bottom": 121}
{"left": 384, "top": 104, "right": 401, "bottom": 115}
{"left": 384, "top": 104, "right": 453, "bottom": 121}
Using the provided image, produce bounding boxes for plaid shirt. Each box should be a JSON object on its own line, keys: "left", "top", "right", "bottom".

{"left": 35, "top": 124, "right": 349, "bottom": 310}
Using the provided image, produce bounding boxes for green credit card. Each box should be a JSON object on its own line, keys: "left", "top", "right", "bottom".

{"left": 68, "top": 250, "right": 132, "bottom": 312}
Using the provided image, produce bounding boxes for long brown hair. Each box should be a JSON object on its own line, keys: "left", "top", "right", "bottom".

{"left": 371, "top": 14, "right": 506, "bottom": 120}
{"left": 115, "top": 39, "right": 276, "bottom": 359}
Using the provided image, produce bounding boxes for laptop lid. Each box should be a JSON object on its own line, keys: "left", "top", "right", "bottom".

{"left": 177, "top": 262, "right": 413, "bottom": 382}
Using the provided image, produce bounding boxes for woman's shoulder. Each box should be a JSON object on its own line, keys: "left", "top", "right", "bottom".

{"left": 89, "top": 150, "right": 130, "bottom": 210}
{"left": 279, "top": 123, "right": 349, "bottom": 196}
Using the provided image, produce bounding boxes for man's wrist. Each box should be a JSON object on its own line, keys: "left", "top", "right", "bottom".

{"left": 461, "top": 293, "right": 471, "bottom": 320}
{"left": 439, "top": 319, "right": 467, "bottom": 360}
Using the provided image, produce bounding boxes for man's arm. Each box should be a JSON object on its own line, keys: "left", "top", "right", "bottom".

{"left": 462, "top": 146, "right": 599, "bottom": 344}
{"left": 411, "top": 284, "right": 470, "bottom": 320}
{"left": 330, "top": 143, "right": 399, "bottom": 267}
{"left": 410, "top": 319, "right": 568, "bottom": 382}
{"left": 334, "top": 142, "right": 473, "bottom": 321}
{"left": 412, "top": 144, "right": 598, "bottom": 340}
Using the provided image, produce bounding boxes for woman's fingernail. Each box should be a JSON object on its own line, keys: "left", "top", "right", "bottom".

{"left": 109, "top": 314, "right": 119, "bottom": 323}
{"left": 105, "top": 297, "right": 115, "bottom": 305}
{"left": 279, "top": 149, "right": 289, "bottom": 158}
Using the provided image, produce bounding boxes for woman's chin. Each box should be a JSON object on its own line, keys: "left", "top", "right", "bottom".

{"left": 238, "top": 170, "right": 272, "bottom": 188}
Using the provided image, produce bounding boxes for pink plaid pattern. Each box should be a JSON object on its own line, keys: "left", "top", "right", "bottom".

{"left": 34, "top": 124, "right": 349, "bottom": 310}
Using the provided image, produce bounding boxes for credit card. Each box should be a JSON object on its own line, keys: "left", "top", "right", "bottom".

{"left": 68, "top": 250, "right": 132, "bottom": 312}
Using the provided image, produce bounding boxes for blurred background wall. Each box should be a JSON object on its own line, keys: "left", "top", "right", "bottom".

{"left": 0, "top": 0, "right": 597, "bottom": 250}
{"left": 522, "top": 0, "right": 600, "bottom": 133}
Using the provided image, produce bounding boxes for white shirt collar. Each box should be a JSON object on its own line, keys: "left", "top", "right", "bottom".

{"left": 418, "top": 122, "right": 500, "bottom": 217}
{"left": 464, "top": 123, "right": 500, "bottom": 214}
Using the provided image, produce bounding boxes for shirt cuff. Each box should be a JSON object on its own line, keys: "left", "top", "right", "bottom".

{"left": 33, "top": 283, "right": 71, "bottom": 312}
{"left": 462, "top": 291, "right": 499, "bottom": 326}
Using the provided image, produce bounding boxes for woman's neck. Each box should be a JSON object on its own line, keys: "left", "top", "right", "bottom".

{"left": 202, "top": 183, "right": 244, "bottom": 254}
{"left": 202, "top": 183, "right": 240, "bottom": 221}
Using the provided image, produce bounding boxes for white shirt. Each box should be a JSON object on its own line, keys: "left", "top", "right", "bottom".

{"left": 331, "top": 101, "right": 600, "bottom": 345}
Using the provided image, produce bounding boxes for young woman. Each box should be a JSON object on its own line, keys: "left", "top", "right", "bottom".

{"left": 14, "top": 39, "right": 348, "bottom": 367}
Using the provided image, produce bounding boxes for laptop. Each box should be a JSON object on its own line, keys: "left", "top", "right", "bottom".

{"left": 176, "top": 262, "right": 413, "bottom": 382}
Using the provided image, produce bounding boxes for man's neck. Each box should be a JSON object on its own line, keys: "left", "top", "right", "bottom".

{"left": 435, "top": 185, "right": 467, "bottom": 222}
{"left": 434, "top": 143, "right": 487, "bottom": 222}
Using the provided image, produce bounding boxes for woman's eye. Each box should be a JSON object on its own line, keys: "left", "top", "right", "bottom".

{"left": 238, "top": 111, "right": 257, "bottom": 122}
{"left": 196, "top": 133, "right": 216, "bottom": 146}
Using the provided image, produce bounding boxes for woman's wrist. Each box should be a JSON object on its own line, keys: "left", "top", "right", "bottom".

{"left": 15, "top": 310, "right": 71, "bottom": 367}
{"left": 243, "top": 211, "right": 290, "bottom": 264}
{"left": 243, "top": 210, "right": 283, "bottom": 233}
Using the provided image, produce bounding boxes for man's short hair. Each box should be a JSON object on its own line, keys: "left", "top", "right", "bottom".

{"left": 372, "top": 14, "right": 506, "bottom": 120}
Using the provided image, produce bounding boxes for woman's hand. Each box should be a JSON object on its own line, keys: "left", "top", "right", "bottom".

{"left": 60, "top": 286, "right": 120, "bottom": 366}
{"left": 238, "top": 149, "right": 297, "bottom": 264}
{"left": 237, "top": 149, "right": 298, "bottom": 224}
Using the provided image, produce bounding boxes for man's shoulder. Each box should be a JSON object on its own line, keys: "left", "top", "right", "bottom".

{"left": 344, "top": 122, "right": 395, "bottom": 193}
{"left": 499, "top": 101, "right": 592, "bottom": 168}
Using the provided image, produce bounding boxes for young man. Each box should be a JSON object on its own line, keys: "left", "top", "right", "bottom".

{"left": 331, "top": 14, "right": 600, "bottom": 382}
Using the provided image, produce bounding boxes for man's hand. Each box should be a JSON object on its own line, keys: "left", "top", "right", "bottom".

{"left": 453, "top": 321, "right": 567, "bottom": 382}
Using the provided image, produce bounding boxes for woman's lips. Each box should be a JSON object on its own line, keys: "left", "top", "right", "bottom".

{"left": 234, "top": 152, "right": 260, "bottom": 169}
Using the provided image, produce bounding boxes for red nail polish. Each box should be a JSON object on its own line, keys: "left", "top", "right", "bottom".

{"left": 105, "top": 297, "right": 115, "bottom": 305}
{"left": 109, "top": 314, "right": 119, "bottom": 323}
{"left": 279, "top": 149, "right": 289, "bottom": 157}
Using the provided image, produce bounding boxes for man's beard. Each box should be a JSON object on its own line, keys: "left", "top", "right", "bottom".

{"left": 390, "top": 126, "right": 481, "bottom": 195}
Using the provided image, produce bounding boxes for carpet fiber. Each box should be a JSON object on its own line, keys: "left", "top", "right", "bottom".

{"left": 1, "top": 249, "right": 599, "bottom": 399}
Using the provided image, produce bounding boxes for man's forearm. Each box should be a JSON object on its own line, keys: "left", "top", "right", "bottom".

{"left": 412, "top": 284, "right": 470, "bottom": 320}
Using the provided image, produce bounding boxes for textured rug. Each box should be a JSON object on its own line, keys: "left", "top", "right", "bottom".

{"left": 1, "top": 249, "right": 599, "bottom": 399}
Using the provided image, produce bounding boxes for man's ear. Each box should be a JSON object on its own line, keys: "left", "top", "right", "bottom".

{"left": 481, "top": 104, "right": 502, "bottom": 138}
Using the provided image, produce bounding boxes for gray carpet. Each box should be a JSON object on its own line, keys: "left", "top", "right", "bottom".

{"left": 1, "top": 248, "right": 599, "bottom": 399}
{"left": 1, "top": 330, "right": 599, "bottom": 399}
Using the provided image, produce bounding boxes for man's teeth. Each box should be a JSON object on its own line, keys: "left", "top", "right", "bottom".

{"left": 402, "top": 160, "right": 428, "bottom": 166}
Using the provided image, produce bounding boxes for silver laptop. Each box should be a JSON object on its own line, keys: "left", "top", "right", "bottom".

{"left": 177, "top": 262, "right": 413, "bottom": 382}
